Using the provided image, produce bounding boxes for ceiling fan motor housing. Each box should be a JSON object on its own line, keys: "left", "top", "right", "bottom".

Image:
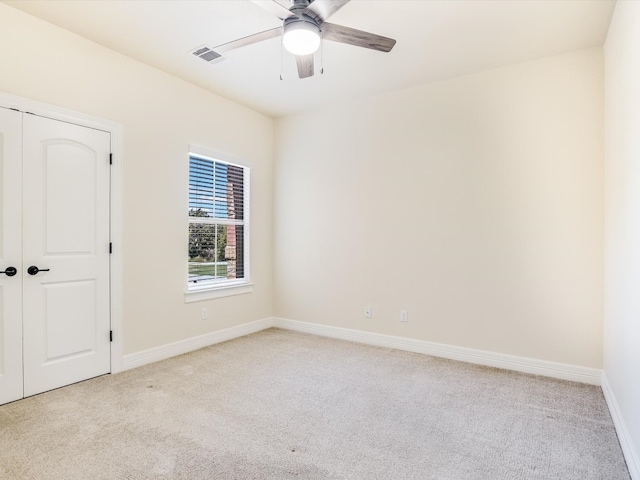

{"left": 287, "top": 0, "right": 319, "bottom": 25}
{"left": 290, "top": 0, "right": 314, "bottom": 8}
{"left": 283, "top": 15, "right": 320, "bottom": 32}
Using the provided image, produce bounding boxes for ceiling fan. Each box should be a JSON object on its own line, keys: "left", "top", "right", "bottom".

{"left": 210, "top": 0, "right": 397, "bottom": 79}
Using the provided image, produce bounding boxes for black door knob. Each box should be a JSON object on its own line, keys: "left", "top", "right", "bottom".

{"left": 0, "top": 266, "right": 17, "bottom": 277}
{"left": 27, "top": 266, "right": 50, "bottom": 275}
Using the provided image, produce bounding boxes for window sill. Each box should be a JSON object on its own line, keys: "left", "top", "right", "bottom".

{"left": 184, "top": 282, "right": 254, "bottom": 303}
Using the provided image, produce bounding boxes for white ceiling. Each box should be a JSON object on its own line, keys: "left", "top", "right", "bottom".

{"left": 3, "top": 0, "right": 615, "bottom": 118}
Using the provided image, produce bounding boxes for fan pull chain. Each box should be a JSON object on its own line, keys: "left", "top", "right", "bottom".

{"left": 320, "top": 30, "right": 324, "bottom": 75}
{"left": 280, "top": 38, "right": 284, "bottom": 80}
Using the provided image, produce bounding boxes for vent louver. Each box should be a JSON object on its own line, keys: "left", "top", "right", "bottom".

{"left": 191, "top": 46, "right": 225, "bottom": 65}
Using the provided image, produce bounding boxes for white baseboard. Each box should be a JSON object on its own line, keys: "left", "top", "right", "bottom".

{"left": 122, "top": 317, "right": 275, "bottom": 371}
{"left": 272, "top": 318, "right": 602, "bottom": 385}
{"left": 121, "top": 315, "right": 602, "bottom": 386}
{"left": 602, "top": 372, "right": 640, "bottom": 480}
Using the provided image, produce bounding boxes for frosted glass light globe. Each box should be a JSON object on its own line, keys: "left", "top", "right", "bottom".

{"left": 283, "top": 22, "right": 320, "bottom": 56}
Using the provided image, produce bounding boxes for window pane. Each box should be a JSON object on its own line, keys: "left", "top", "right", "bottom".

{"left": 189, "top": 157, "right": 214, "bottom": 217}
{"left": 226, "top": 164, "right": 244, "bottom": 221}
{"left": 188, "top": 223, "right": 244, "bottom": 284}
{"left": 188, "top": 222, "right": 217, "bottom": 284}
{"left": 189, "top": 156, "right": 244, "bottom": 220}
{"left": 217, "top": 224, "right": 244, "bottom": 280}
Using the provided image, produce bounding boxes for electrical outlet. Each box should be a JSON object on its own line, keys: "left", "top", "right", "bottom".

{"left": 400, "top": 310, "right": 408, "bottom": 322}
{"left": 364, "top": 306, "right": 372, "bottom": 318}
{"left": 201, "top": 308, "right": 208, "bottom": 320}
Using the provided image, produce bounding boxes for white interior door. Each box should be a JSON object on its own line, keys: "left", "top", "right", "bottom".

{"left": 0, "top": 107, "right": 23, "bottom": 405}
{"left": 22, "top": 114, "right": 111, "bottom": 397}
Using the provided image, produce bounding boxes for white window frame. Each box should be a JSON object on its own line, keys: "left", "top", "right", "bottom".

{"left": 185, "top": 145, "right": 252, "bottom": 303}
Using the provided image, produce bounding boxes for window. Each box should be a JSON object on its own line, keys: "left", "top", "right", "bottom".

{"left": 188, "top": 148, "right": 250, "bottom": 296}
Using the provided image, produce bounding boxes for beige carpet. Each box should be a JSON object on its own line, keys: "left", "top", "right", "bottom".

{"left": 0, "top": 328, "right": 630, "bottom": 479}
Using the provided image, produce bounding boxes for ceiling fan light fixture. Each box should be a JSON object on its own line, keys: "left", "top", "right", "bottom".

{"left": 282, "top": 20, "right": 321, "bottom": 56}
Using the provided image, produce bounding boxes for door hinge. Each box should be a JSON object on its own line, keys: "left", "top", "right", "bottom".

{"left": 110, "top": 330, "right": 113, "bottom": 342}
{"left": 109, "top": 242, "right": 113, "bottom": 254}
{"left": 109, "top": 153, "right": 113, "bottom": 165}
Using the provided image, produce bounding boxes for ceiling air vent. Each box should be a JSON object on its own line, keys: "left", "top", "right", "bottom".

{"left": 191, "top": 45, "right": 226, "bottom": 65}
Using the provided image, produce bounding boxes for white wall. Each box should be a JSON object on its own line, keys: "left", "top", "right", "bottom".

{"left": 275, "top": 48, "right": 604, "bottom": 368}
{"left": 0, "top": 4, "right": 274, "bottom": 354}
{"left": 604, "top": 0, "right": 640, "bottom": 476}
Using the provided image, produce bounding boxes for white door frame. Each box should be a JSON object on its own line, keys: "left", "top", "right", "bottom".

{"left": 0, "top": 91, "right": 124, "bottom": 374}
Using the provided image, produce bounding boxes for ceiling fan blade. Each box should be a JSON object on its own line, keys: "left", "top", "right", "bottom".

{"left": 250, "top": 0, "right": 294, "bottom": 20}
{"left": 213, "top": 27, "right": 283, "bottom": 54}
{"left": 302, "top": 0, "right": 351, "bottom": 23}
{"left": 296, "top": 54, "right": 314, "bottom": 79}
{"left": 322, "top": 22, "right": 396, "bottom": 53}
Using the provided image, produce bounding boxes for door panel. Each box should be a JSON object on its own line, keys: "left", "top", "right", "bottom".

{"left": 0, "top": 107, "right": 23, "bottom": 405}
{"left": 45, "top": 143, "right": 97, "bottom": 254}
{"left": 22, "top": 114, "right": 111, "bottom": 397}
{"left": 44, "top": 280, "right": 96, "bottom": 361}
